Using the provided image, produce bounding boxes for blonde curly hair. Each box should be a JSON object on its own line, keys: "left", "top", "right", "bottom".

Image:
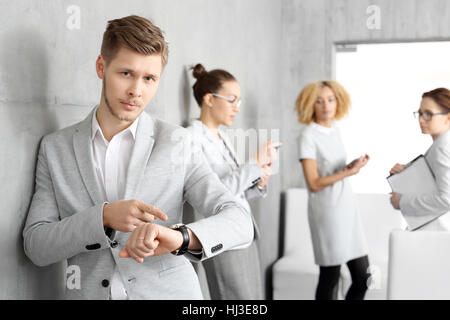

{"left": 295, "top": 80, "right": 351, "bottom": 124}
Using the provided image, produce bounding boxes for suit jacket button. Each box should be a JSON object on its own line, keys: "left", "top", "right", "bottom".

{"left": 110, "top": 241, "right": 118, "bottom": 248}
{"left": 211, "top": 244, "right": 223, "bottom": 253}
{"left": 101, "top": 279, "right": 109, "bottom": 287}
{"left": 86, "top": 243, "right": 101, "bottom": 250}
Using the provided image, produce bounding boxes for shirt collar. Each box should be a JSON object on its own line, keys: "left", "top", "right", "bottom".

{"left": 91, "top": 106, "right": 140, "bottom": 141}
{"left": 91, "top": 108, "right": 101, "bottom": 141}
{"left": 311, "top": 121, "right": 335, "bottom": 134}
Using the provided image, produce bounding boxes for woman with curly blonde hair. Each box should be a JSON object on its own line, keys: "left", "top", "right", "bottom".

{"left": 296, "top": 80, "right": 371, "bottom": 300}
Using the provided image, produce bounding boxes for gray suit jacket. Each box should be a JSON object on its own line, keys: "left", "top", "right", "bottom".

{"left": 400, "top": 129, "right": 450, "bottom": 230}
{"left": 186, "top": 120, "right": 266, "bottom": 240}
{"left": 23, "top": 108, "right": 253, "bottom": 300}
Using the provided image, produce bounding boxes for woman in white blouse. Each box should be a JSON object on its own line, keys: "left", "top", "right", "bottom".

{"left": 186, "top": 64, "right": 277, "bottom": 299}
{"left": 390, "top": 88, "right": 450, "bottom": 230}
{"left": 296, "top": 80, "right": 371, "bottom": 300}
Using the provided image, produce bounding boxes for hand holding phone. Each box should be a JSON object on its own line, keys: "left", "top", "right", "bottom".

{"left": 346, "top": 154, "right": 369, "bottom": 170}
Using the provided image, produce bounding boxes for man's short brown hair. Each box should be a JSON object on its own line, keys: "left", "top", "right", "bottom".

{"left": 100, "top": 15, "right": 169, "bottom": 67}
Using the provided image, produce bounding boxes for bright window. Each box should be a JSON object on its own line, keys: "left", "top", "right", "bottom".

{"left": 335, "top": 41, "right": 450, "bottom": 193}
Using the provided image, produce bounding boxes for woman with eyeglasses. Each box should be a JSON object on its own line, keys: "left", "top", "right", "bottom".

{"left": 296, "top": 80, "right": 371, "bottom": 300}
{"left": 186, "top": 63, "right": 278, "bottom": 299}
{"left": 389, "top": 88, "right": 450, "bottom": 230}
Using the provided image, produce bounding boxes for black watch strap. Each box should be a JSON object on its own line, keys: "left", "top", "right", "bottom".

{"left": 172, "top": 225, "right": 190, "bottom": 256}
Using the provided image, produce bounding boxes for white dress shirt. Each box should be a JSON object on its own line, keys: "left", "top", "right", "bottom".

{"left": 91, "top": 108, "right": 140, "bottom": 300}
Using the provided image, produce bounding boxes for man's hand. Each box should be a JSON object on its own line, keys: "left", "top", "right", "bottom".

{"left": 103, "top": 200, "right": 168, "bottom": 232}
{"left": 118, "top": 223, "right": 185, "bottom": 263}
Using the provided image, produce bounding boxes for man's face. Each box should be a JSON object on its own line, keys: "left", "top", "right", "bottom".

{"left": 96, "top": 46, "right": 163, "bottom": 123}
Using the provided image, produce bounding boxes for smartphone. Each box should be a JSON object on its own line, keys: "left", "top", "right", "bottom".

{"left": 346, "top": 158, "right": 359, "bottom": 169}
{"left": 346, "top": 155, "right": 368, "bottom": 169}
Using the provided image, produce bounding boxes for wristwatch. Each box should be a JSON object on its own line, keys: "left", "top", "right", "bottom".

{"left": 169, "top": 224, "right": 190, "bottom": 256}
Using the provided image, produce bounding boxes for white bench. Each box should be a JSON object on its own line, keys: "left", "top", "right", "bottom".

{"left": 273, "top": 188, "right": 404, "bottom": 299}
{"left": 388, "top": 229, "right": 450, "bottom": 299}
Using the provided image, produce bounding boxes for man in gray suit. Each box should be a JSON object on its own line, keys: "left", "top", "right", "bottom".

{"left": 22, "top": 15, "right": 253, "bottom": 300}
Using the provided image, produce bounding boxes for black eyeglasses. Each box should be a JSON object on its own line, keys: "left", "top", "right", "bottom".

{"left": 413, "top": 110, "right": 449, "bottom": 121}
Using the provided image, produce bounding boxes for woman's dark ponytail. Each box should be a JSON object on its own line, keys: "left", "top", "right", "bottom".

{"left": 191, "top": 63, "right": 236, "bottom": 107}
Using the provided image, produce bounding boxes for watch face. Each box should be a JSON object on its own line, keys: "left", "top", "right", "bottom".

{"left": 169, "top": 223, "right": 184, "bottom": 230}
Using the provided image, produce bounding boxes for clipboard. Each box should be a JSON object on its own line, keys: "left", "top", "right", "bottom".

{"left": 387, "top": 155, "right": 439, "bottom": 231}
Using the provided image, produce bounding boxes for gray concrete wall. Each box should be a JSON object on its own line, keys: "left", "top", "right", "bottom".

{"left": 1, "top": 0, "right": 450, "bottom": 299}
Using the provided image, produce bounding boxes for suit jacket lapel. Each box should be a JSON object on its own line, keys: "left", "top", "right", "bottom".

{"left": 195, "top": 120, "right": 237, "bottom": 169}
{"left": 219, "top": 129, "right": 240, "bottom": 167}
{"left": 73, "top": 108, "right": 104, "bottom": 205}
{"left": 124, "top": 111, "right": 155, "bottom": 199}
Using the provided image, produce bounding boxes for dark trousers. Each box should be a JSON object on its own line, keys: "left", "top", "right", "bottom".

{"left": 315, "top": 255, "right": 370, "bottom": 300}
